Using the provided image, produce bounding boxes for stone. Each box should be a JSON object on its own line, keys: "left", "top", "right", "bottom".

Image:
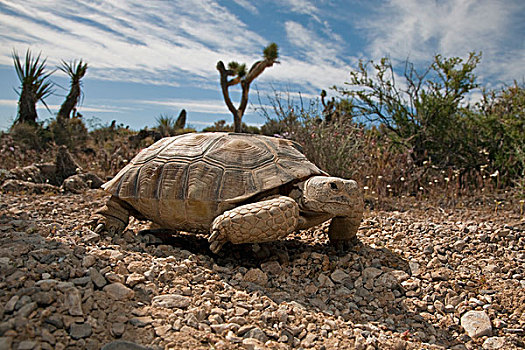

{"left": 16, "top": 302, "right": 37, "bottom": 318}
{"left": 301, "top": 333, "right": 317, "bottom": 348}
{"left": 152, "top": 294, "right": 191, "bottom": 309}
{"left": 0, "top": 337, "right": 13, "bottom": 350}
{"left": 330, "top": 269, "right": 349, "bottom": 283}
{"left": 260, "top": 261, "right": 282, "bottom": 275}
{"left": 89, "top": 268, "right": 107, "bottom": 289}
{"left": 461, "top": 310, "right": 492, "bottom": 338}
{"left": 244, "top": 327, "right": 268, "bottom": 342}
{"left": 103, "top": 283, "right": 134, "bottom": 300}
{"left": 318, "top": 273, "right": 334, "bottom": 288}
{"left": 4, "top": 295, "right": 19, "bottom": 313}
{"left": 126, "top": 273, "right": 146, "bottom": 287}
{"left": 243, "top": 269, "right": 268, "bottom": 286}
{"left": 64, "top": 287, "right": 83, "bottom": 316}
{"left": 82, "top": 255, "right": 97, "bottom": 268}
{"left": 362, "top": 267, "right": 382, "bottom": 281}
{"left": 431, "top": 268, "right": 453, "bottom": 281}
{"left": 69, "top": 322, "right": 92, "bottom": 339}
{"left": 482, "top": 337, "right": 505, "bottom": 349}
{"left": 241, "top": 338, "right": 264, "bottom": 350}
{"left": 129, "top": 316, "right": 153, "bottom": 327}
{"left": 17, "top": 340, "right": 36, "bottom": 350}
{"left": 101, "top": 341, "right": 151, "bottom": 350}
{"left": 111, "top": 322, "right": 125, "bottom": 337}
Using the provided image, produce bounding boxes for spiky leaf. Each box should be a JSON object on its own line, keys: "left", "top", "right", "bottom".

{"left": 263, "top": 43, "right": 279, "bottom": 61}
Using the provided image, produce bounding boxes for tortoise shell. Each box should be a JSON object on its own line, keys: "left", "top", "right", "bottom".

{"left": 102, "top": 132, "right": 324, "bottom": 232}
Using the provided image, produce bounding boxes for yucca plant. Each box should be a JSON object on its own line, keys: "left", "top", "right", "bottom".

{"left": 12, "top": 49, "right": 54, "bottom": 125}
{"left": 57, "top": 59, "right": 88, "bottom": 121}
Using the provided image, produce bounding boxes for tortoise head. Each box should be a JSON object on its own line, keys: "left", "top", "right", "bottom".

{"left": 302, "top": 176, "right": 362, "bottom": 216}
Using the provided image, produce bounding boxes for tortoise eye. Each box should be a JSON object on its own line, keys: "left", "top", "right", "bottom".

{"left": 329, "top": 182, "right": 338, "bottom": 190}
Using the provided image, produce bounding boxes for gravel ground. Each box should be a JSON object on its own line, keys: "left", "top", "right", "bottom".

{"left": 0, "top": 190, "right": 524, "bottom": 349}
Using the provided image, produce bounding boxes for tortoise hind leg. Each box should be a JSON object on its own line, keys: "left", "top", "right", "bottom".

{"left": 92, "top": 196, "right": 130, "bottom": 234}
{"left": 208, "top": 196, "right": 299, "bottom": 253}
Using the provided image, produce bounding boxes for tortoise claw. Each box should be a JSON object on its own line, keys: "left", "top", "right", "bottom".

{"left": 208, "top": 230, "right": 226, "bottom": 253}
{"left": 94, "top": 223, "right": 105, "bottom": 233}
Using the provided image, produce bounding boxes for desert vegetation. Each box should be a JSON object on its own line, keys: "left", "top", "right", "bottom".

{"left": 1, "top": 49, "right": 524, "bottom": 211}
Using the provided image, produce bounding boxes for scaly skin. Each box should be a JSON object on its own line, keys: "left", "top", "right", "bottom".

{"left": 92, "top": 196, "right": 130, "bottom": 235}
{"left": 208, "top": 196, "right": 299, "bottom": 253}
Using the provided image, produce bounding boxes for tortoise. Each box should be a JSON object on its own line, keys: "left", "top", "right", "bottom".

{"left": 93, "top": 132, "right": 363, "bottom": 253}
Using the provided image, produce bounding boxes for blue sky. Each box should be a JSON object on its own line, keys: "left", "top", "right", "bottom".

{"left": 0, "top": 0, "right": 524, "bottom": 131}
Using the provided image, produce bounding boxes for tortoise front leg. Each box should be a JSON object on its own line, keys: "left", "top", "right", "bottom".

{"left": 328, "top": 213, "right": 363, "bottom": 250}
{"left": 92, "top": 196, "right": 130, "bottom": 235}
{"left": 208, "top": 196, "right": 299, "bottom": 253}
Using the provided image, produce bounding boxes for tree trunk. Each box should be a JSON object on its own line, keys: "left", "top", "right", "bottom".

{"left": 17, "top": 88, "right": 38, "bottom": 124}
{"left": 57, "top": 84, "right": 80, "bottom": 121}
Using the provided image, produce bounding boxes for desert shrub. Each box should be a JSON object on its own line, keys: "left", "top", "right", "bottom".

{"left": 203, "top": 119, "right": 260, "bottom": 134}
{"left": 337, "top": 53, "right": 483, "bottom": 170}
{"left": 89, "top": 120, "right": 133, "bottom": 146}
{"left": 9, "top": 122, "right": 52, "bottom": 151}
{"left": 154, "top": 113, "right": 194, "bottom": 137}
{"left": 475, "top": 82, "right": 525, "bottom": 187}
{"left": 258, "top": 90, "right": 504, "bottom": 206}
{"left": 48, "top": 115, "right": 88, "bottom": 149}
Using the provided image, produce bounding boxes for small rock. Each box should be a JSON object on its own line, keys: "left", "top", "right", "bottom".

{"left": 4, "top": 295, "right": 19, "bottom": 313}
{"left": 129, "top": 316, "right": 153, "bottom": 327}
{"left": 318, "top": 274, "right": 334, "bottom": 288}
{"left": 32, "top": 291, "right": 56, "bottom": 306}
{"left": 482, "top": 337, "right": 506, "bottom": 349}
{"left": 69, "top": 322, "right": 92, "bottom": 339}
{"left": 330, "top": 269, "right": 349, "bottom": 283}
{"left": 431, "top": 268, "right": 453, "bottom": 281}
{"left": 244, "top": 327, "right": 268, "bottom": 342}
{"left": 126, "top": 273, "right": 146, "bottom": 287}
{"left": 35, "top": 279, "right": 58, "bottom": 291}
{"left": 17, "top": 340, "right": 36, "bottom": 350}
{"left": 89, "top": 268, "right": 107, "bottom": 289}
{"left": 152, "top": 294, "right": 190, "bottom": 309}
{"left": 362, "top": 267, "right": 382, "bottom": 281}
{"left": 103, "top": 283, "right": 134, "bottom": 300}
{"left": 0, "top": 337, "right": 13, "bottom": 350}
{"left": 82, "top": 255, "right": 97, "bottom": 268}
{"left": 242, "top": 338, "right": 264, "bottom": 350}
{"left": 243, "top": 269, "right": 268, "bottom": 286}
{"left": 301, "top": 333, "right": 317, "bottom": 348}
{"left": 111, "top": 322, "right": 125, "bottom": 337}
{"left": 64, "top": 287, "right": 83, "bottom": 316}
{"left": 17, "top": 302, "right": 37, "bottom": 318}
{"left": 461, "top": 310, "right": 492, "bottom": 338}
{"left": 101, "top": 340, "right": 151, "bottom": 350}
{"left": 260, "top": 261, "right": 282, "bottom": 275}
{"left": 72, "top": 276, "right": 91, "bottom": 286}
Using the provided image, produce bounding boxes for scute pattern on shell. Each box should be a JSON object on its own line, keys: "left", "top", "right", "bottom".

{"left": 101, "top": 132, "right": 324, "bottom": 231}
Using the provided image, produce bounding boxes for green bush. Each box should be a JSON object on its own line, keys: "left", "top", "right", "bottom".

{"left": 475, "top": 82, "right": 525, "bottom": 186}
{"left": 338, "top": 53, "right": 483, "bottom": 170}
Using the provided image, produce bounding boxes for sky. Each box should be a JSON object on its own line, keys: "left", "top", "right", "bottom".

{"left": 0, "top": 0, "right": 524, "bottom": 131}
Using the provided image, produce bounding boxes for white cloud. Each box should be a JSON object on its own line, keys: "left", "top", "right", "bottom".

{"left": 278, "top": 0, "right": 321, "bottom": 22}
{"left": 0, "top": 0, "right": 266, "bottom": 85}
{"left": 231, "top": 0, "right": 259, "bottom": 14}
{"left": 284, "top": 21, "right": 343, "bottom": 65}
{"left": 137, "top": 98, "right": 234, "bottom": 115}
{"left": 360, "top": 0, "right": 525, "bottom": 84}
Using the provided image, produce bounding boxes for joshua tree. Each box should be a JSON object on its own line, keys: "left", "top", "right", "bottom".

{"left": 217, "top": 43, "right": 279, "bottom": 132}
{"left": 57, "top": 60, "right": 88, "bottom": 121}
{"left": 12, "top": 49, "right": 54, "bottom": 125}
